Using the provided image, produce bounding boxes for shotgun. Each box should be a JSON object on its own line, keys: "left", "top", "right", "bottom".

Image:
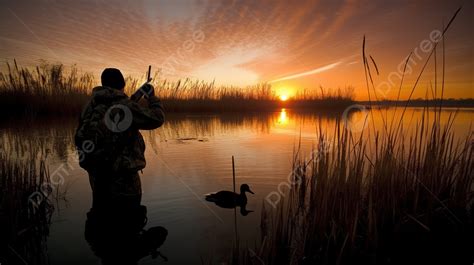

{"left": 130, "top": 65, "right": 152, "bottom": 102}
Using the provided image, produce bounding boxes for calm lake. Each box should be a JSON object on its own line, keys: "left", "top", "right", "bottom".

{"left": 2, "top": 107, "right": 473, "bottom": 264}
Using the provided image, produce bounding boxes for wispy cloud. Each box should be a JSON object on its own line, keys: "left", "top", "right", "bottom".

{"left": 270, "top": 62, "right": 341, "bottom": 83}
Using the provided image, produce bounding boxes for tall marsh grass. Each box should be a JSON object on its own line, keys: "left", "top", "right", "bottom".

{"left": 0, "top": 61, "right": 354, "bottom": 117}
{"left": 0, "top": 60, "right": 93, "bottom": 117}
{"left": 0, "top": 136, "right": 53, "bottom": 265}
{"left": 244, "top": 114, "right": 473, "bottom": 264}
{"left": 236, "top": 6, "right": 473, "bottom": 265}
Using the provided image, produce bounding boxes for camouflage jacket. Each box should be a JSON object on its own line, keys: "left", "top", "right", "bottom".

{"left": 75, "top": 86, "right": 164, "bottom": 173}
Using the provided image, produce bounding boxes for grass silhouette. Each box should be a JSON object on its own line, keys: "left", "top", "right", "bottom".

{"left": 0, "top": 60, "right": 355, "bottom": 117}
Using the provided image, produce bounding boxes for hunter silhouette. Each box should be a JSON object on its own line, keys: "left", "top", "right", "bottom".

{"left": 75, "top": 68, "right": 164, "bottom": 210}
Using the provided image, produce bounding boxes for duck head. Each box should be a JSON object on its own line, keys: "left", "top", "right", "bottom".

{"left": 240, "top": 184, "right": 254, "bottom": 195}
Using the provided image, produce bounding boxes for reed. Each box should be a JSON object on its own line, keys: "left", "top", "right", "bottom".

{"left": 245, "top": 112, "right": 473, "bottom": 264}
{"left": 0, "top": 60, "right": 93, "bottom": 117}
{"left": 237, "top": 6, "right": 473, "bottom": 265}
{"left": 0, "top": 61, "right": 354, "bottom": 117}
{"left": 0, "top": 135, "right": 53, "bottom": 265}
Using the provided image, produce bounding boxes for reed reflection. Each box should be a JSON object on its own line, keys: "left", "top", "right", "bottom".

{"left": 1, "top": 109, "right": 470, "bottom": 163}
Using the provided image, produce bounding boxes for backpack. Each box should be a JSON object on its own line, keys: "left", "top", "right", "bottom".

{"left": 75, "top": 100, "right": 128, "bottom": 172}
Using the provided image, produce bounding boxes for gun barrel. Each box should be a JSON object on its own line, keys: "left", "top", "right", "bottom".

{"left": 147, "top": 65, "right": 151, "bottom": 81}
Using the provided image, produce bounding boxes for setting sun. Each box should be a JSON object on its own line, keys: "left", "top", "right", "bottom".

{"left": 275, "top": 86, "right": 295, "bottom": 101}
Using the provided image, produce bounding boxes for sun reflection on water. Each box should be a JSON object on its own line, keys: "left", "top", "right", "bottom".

{"left": 277, "top": 108, "right": 289, "bottom": 125}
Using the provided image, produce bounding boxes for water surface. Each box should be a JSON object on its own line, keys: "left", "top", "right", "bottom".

{"left": 1, "top": 107, "right": 472, "bottom": 264}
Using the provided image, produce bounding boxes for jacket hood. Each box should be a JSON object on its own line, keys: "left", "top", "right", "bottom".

{"left": 91, "top": 86, "right": 128, "bottom": 104}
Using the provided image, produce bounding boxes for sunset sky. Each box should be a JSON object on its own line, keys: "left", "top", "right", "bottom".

{"left": 0, "top": 0, "right": 472, "bottom": 100}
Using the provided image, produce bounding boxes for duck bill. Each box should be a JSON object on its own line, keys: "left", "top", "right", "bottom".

{"left": 248, "top": 189, "right": 255, "bottom": 194}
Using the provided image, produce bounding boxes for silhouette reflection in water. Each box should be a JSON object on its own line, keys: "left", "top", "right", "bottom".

{"left": 85, "top": 201, "right": 168, "bottom": 264}
{"left": 205, "top": 184, "right": 254, "bottom": 216}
